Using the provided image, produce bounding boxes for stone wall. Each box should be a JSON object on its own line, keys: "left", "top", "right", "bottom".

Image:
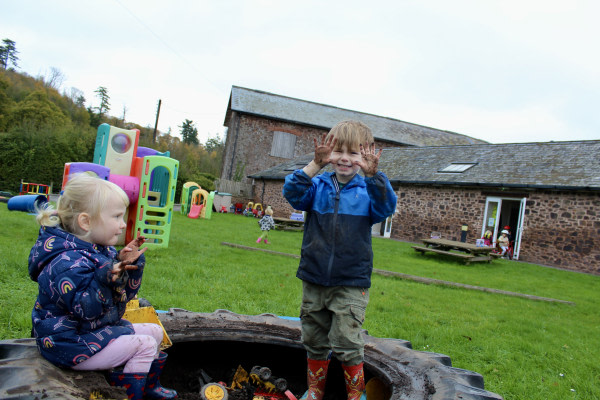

{"left": 221, "top": 113, "right": 398, "bottom": 184}
{"left": 253, "top": 180, "right": 600, "bottom": 274}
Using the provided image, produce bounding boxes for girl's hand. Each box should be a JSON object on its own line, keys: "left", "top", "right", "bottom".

{"left": 354, "top": 142, "right": 382, "bottom": 177}
{"left": 111, "top": 261, "right": 139, "bottom": 282}
{"left": 118, "top": 236, "right": 147, "bottom": 265}
{"left": 313, "top": 133, "right": 337, "bottom": 168}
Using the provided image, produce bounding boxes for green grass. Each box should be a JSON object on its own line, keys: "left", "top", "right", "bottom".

{"left": 1, "top": 203, "right": 599, "bottom": 400}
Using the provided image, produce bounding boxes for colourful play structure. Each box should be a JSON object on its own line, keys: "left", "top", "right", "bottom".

{"left": 19, "top": 180, "right": 51, "bottom": 201}
{"left": 180, "top": 182, "right": 214, "bottom": 219}
{"left": 62, "top": 124, "right": 179, "bottom": 248}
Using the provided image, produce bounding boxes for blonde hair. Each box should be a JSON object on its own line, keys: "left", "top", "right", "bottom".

{"left": 325, "top": 120, "right": 374, "bottom": 151}
{"left": 37, "top": 174, "right": 129, "bottom": 239}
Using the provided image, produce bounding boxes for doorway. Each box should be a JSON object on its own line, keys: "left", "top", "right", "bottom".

{"left": 482, "top": 197, "right": 527, "bottom": 259}
{"left": 372, "top": 216, "right": 393, "bottom": 238}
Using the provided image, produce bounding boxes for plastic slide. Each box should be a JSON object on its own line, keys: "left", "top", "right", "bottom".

{"left": 7, "top": 195, "right": 48, "bottom": 213}
{"left": 188, "top": 204, "right": 203, "bottom": 219}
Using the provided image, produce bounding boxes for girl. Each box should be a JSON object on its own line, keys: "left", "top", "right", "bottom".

{"left": 28, "top": 174, "right": 176, "bottom": 400}
{"left": 256, "top": 206, "right": 275, "bottom": 244}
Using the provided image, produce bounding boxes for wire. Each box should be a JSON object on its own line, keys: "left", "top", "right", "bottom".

{"left": 112, "top": 0, "right": 226, "bottom": 97}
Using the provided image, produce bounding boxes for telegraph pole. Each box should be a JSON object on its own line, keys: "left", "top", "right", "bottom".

{"left": 152, "top": 99, "right": 162, "bottom": 143}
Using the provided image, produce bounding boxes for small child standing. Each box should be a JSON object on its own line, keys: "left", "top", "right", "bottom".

{"left": 28, "top": 174, "right": 176, "bottom": 400}
{"left": 283, "top": 120, "right": 397, "bottom": 400}
{"left": 257, "top": 206, "right": 275, "bottom": 244}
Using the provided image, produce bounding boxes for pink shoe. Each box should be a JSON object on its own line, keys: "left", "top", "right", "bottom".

{"left": 256, "top": 238, "right": 262, "bottom": 243}
{"left": 264, "top": 239, "right": 269, "bottom": 244}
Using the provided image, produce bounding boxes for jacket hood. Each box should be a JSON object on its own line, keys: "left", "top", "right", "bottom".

{"left": 28, "top": 226, "right": 97, "bottom": 282}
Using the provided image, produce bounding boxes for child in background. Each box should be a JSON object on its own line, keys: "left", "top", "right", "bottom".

{"left": 498, "top": 229, "right": 510, "bottom": 258}
{"left": 28, "top": 174, "right": 176, "bottom": 400}
{"left": 283, "top": 120, "right": 397, "bottom": 400}
{"left": 257, "top": 205, "right": 275, "bottom": 244}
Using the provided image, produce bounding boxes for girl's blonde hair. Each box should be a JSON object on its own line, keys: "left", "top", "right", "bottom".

{"left": 37, "top": 173, "right": 129, "bottom": 239}
{"left": 325, "top": 120, "right": 374, "bottom": 151}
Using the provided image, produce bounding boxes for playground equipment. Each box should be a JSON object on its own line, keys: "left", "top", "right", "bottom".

{"left": 18, "top": 181, "right": 51, "bottom": 201}
{"left": 7, "top": 194, "right": 48, "bottom": 213}
{"left": 180, "top": 182, "right": 200, "bottom": 216}
{"left": 181, "top": 182, "right": 215, "bottom": 219}
{"left": 188, "top": 187, "right": 214, "bottom": 219}
{"left": 62, "top": 124, "right": 179, "bottom": 248}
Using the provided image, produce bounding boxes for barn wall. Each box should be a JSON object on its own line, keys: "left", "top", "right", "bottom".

{"left": 255, "top": 180, "right": 600, "bottom": 274}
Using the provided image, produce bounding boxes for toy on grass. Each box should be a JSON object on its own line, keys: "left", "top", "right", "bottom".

{"left": 19, "top": 180, "right": 51, "bottom": 201}
{"left": 7, "top": 194, "right": 48, "bottom": 213}
{"left": 62, "top": 124, "right": 179, "bottom": 248}
{"left": 253, "top": 203, "right": 264, "bottom": 218}
{"left": 188, "top": 187, "right": 214, "bottom": 219}
{"left": 256, "top": 206, "right": 275, "bottom": 244}
{"left": 180, "top": 182, "right": 200, "bottom": 216}
{"left": 244, "top": 202, "right": 254, "bottom": 217}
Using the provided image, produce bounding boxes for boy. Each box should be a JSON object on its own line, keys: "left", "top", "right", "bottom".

{"left": 283, "top": 120, "right": 397, "bottom": 400}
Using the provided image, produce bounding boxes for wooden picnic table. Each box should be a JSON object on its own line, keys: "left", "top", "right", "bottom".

{"left": 412, "top": 238, "right": 495, "bottom": 265}
{"left": 273, "top": 217, "right": 304, "bottom": 231}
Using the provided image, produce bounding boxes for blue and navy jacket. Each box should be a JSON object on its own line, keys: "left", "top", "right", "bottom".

{"left": 28, "top": 226, "right": 145, "bottom": 368}
{"left": 283, "top": 170, "right": 397, "bottom": 288}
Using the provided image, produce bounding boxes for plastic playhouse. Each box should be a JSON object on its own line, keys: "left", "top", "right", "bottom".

{"left": 180, "top": 182, "right": 215, "bottom": 220}
{"left": 62, "top": 124, "right": 179, "bottom": 248}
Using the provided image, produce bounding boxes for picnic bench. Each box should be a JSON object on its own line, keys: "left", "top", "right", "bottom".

{"left": 412, "top": 238, "right": 495, "bottom": 265}
{"left": 273, "top": 217, "right": 304, "bottom": 231}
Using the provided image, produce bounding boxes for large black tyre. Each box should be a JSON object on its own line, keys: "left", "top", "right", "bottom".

{"left": 159, "top": 309, "right": 503, "bottom": 400}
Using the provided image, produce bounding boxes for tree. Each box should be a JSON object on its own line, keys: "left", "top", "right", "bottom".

{"left": 204, "top": 133, "right": 224, "bottom": 153}
{"left": 0, "top": 39, "right": 19, "bottom": 70}
{"left": 179, "top": 119, "right": 199, "bottom": 145}
{"left": 94, "top": 86, "right": 110, "bottom": 117}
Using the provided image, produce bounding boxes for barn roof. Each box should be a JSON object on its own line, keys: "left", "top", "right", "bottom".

{"left": 250, "top": 140, "right": 600, "bottom": 191}
{"left": 225, "top": 86, "right": 486, "bottom": 147}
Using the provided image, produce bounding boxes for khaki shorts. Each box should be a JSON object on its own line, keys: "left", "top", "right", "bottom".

{"left": 300, "top": 281, "right": 369, "bottom": 366}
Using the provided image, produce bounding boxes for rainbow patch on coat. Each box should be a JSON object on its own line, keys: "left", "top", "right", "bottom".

{"left": 59, "top": 278, "right": 75, "bottom": 294}
{"left": 44, "top": 237, "right": 55, "bottom": 252}
{"left": 128, "top": 278, "right": 142, "bottom": 290}
{"left": 88, "top": 342, "right": 102, "bottom": 352}
{"left": 73, "top": 354, "right": 90, "bottom": 364}
{"left": 42, "top": 337, "right": 54, "bottom": 348}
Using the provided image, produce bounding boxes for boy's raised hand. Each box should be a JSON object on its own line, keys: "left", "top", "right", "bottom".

{"left": 354, "top": 142, "right": 382, "bottom": 177}
{"left": 313, "top": 133, "right": 337, "bottom": 168}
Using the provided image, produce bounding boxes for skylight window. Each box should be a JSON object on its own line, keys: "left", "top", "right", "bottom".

{"left": 438, "top": 163, "right": 477, "bottom": 173}
{"left": 284, "top": 163, "right": 308, "bottom": 171}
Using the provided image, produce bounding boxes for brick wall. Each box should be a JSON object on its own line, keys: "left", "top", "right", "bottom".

{"left": 254, "top": 180, "right": 600, "bottom": 274}
{"left": 221, "top": 114, "right": 399, "bottom": 184}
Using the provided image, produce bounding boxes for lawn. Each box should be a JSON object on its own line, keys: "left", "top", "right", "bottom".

{"left": 1, "top": 203, "right": 599, "bottom": 400}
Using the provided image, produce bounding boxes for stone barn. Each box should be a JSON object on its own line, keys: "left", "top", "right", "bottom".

{"left": 249, "top": 140, "right": 600, "bottom": 275}
{"left": 220, "top": 86, "right": 485, "bottom": 184}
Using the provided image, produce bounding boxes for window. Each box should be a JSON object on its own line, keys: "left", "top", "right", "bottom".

{"left": 270, "top": 131, "right": 297, "bottom": 159}
{"left": 438, "top": 163, "right": 477, "bottom": 173}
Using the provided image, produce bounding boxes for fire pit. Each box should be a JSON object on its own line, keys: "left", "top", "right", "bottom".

{"left": 0, "top": 309, "right": 503, "bottom": 400}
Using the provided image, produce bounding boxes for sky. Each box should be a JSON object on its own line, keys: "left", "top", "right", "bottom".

{"left": 2, "top": 0, "right": 599, "bottom": 145}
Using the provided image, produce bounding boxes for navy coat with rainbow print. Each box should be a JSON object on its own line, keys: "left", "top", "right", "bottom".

{"left": 28, "top": 226, "right": 145, "bottom": 368}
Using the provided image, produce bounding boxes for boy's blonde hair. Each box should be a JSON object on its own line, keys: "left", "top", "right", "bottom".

{"left": 325, "top": 120, "right": 374, "bottom": 151}
{"left": 37, "top": 173, "right": 129, "bottom": 239}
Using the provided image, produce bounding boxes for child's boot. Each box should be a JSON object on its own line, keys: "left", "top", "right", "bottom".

{"left": 300, "top": 358, "right": 329, "bottom": 400}
{"left": 145, "top": 351, "right": 178, "bottom": 399}
{"left": 108, "top": 370, "right": 147, "bottom": 400}
{"left": 342, "top": 362, "right": 367, "bottom": 400}
{"left": 256, "top": 237, "right": 262, "bottom": 243}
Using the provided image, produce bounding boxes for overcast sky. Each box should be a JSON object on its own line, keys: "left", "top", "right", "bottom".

{"left": 3, "top": 1, "right": 599, "bottom": 145}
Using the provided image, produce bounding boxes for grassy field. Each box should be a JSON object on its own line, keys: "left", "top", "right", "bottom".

{"left": 1, "top": 203, "right": 599, "bottom": 400}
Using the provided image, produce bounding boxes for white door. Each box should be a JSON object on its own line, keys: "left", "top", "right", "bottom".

{"left": 482, "top": 197, "right": 502, "bottom": 244}
{"left": 513, "top": 197, "right": 527, "bottom": 260}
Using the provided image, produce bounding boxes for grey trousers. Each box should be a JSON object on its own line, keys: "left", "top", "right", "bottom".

{"left": 300, "top": 281, "right": 369, "bottom": 366}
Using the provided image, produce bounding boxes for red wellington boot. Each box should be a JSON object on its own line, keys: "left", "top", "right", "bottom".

{"left": 300, "top": 358, "right": 330, "bottom": 400}
{"left": 342, "top": 362, "right": 367, "bottom": 400}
